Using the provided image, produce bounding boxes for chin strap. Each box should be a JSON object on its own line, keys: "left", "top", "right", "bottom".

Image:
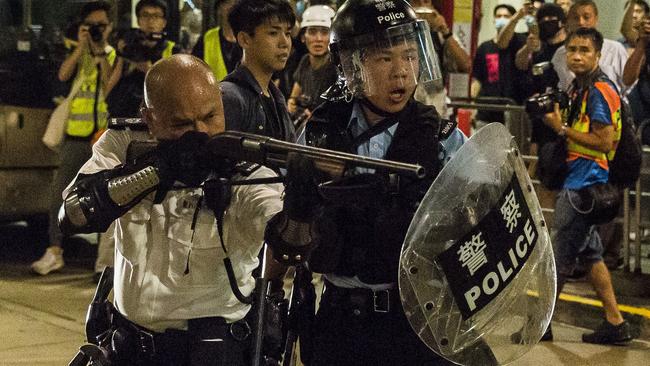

{"left": 359, "top": 97, "right": 398, "bottom": 119}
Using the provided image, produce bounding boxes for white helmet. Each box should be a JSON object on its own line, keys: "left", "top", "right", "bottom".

{"left": 300, "top": 5, "right": 336, "bottom": 29}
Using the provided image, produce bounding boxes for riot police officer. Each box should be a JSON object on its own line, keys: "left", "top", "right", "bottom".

{"left": 300, "top": 0, "right": 466, "bottom": 364}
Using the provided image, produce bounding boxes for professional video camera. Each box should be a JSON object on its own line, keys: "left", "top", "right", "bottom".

{"left": 115, "top": 28, "right": 166, "bottom": 62}
{"left": 525, "top": 88, "right": 570, "bottom": 115}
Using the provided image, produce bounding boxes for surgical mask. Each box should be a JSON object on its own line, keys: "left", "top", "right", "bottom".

{"left": 539, "top": 20, "right": 561, "bottom": 41}
{"left": 296, "top": 0, "right": 305, "bottom": 18}
{"left": 495, "top": 17, "right": 509, "bottom": 30}
{"left": 524, "top": 15, "right": 536, "bottom": 27}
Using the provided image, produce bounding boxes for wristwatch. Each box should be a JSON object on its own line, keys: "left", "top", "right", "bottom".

{"left": 558, "top": 125, "right": 568, "bottom": 138}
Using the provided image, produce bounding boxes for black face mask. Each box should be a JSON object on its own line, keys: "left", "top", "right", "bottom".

{"left": 539, "top": 20, "right": 561, "bottom": 41}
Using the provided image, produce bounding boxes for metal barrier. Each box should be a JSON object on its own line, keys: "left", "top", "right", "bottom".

{"left": 448, "top": 98, "right": 531, "bottom": 154}
{"left": 625, "top": 146, "right": 650, "bottom": 273}
{"left": 447, "top": 98, "right": 647, "bottom": 274}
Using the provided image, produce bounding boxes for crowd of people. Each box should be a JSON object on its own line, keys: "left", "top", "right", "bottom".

{"left": 27, "top": 0, "right": 644, "bottom": 364}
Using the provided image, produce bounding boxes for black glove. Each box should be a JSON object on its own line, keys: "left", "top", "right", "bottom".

{"left": 283, "top": 153, "right": 324, "bottom": 221}
{"left": 153, "top": 131, "right": 212, "bottom": 201}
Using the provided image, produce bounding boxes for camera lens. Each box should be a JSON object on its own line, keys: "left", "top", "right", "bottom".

{"left": 88, "top": 25, "right": 104, "bottom": 42}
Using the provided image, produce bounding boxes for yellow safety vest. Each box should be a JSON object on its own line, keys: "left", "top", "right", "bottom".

{"left": 567, "top": 81, "right": 622, "bottom": 170}
{"left": 204, "top": 27, "right": 229, "bottom": 81}
{"left": 66, "top": 47, "right": 116, "bottom": 138}
{"left": 162, "top": 40, "right": 175, "bottom": 59}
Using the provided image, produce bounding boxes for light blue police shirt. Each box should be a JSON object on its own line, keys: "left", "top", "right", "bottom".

{"left": 297, "top": 101, "right": 467, "bottom": 290}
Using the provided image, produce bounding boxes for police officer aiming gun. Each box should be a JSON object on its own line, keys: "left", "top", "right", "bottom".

{"left": 59, "top": 54, "right": 311, "bottom": 366}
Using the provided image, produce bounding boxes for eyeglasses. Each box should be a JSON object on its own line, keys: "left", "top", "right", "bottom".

{"left": 139, "top": 12, "right": 165, "bottom": 20}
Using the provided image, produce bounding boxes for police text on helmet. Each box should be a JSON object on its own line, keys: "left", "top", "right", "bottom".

{"left": 377, "top": 12, "right": 405, "bottom": 24}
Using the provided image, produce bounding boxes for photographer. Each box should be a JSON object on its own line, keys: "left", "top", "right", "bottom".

{"left": 106, "top": 0, "right": 180, "bottom": 118}
{"left": 541, "top": 28, "right": 633, "bottom": 345}
{"left": 32, "top": 1, "right": 116, "bottom": 276}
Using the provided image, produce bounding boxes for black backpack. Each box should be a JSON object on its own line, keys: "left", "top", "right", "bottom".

{"left": 608, "top": 97, "right": 643, "bottom": 189}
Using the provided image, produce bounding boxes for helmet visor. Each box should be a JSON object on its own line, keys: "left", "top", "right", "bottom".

{"left": 338, "top": 20, "right": 442, "bottom": 99}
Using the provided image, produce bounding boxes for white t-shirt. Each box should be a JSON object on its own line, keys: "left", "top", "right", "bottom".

{"left": 71, "top": 129, "right": 283, "bottom": 332}
{"left": 551, "top": 38, "right": 628, "bottom": 93}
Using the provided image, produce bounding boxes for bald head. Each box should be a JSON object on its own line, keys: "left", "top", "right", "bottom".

{"left": 144, "top": 54, "right": 217, "bottom": 109}
{"left": 143, "top": 54, "right": 225, "bottom": 140}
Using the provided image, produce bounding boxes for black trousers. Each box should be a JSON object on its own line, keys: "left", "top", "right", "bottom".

{"left": 309, "top": 284, "right": 455, "bottom": 366}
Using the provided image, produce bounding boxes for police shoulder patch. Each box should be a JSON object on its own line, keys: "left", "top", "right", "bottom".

{"left": 108, "top": 118, "right": 149, "bottom": 131}
{"left": 439, "top": 118, "right": 457, "bottom": 140}
{"left": 234, "top": 162, "right": 261, "bottom": 176}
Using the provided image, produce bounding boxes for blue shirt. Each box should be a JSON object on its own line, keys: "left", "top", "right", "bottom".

{"left": 564, "top": 84, "right": 615, "bottom": 190}
{"left": 298, "top": 101, "right": 467, "bottom": 289}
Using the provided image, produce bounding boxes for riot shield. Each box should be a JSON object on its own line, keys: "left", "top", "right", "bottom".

{"left": 399, "top": 123, "right": 556, "bottom": 365}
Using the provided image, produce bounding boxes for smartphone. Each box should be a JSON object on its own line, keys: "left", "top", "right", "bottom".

{"left": 529, "top": 21, "right": 539, "bottom": 36}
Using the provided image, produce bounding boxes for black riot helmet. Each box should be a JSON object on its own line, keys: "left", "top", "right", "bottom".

{"left": 328, "top": 0, "right": 442, "bottom": 99}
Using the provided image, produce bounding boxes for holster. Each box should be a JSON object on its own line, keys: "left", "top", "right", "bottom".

{"left": 86, "top": 267, "right": 114, "bottom": 344}
{"left": 249, "top": 278, "right": 288, "bottom": 366}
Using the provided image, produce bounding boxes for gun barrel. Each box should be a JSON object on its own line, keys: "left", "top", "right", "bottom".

{"left": 208, "top": 131, "right": 426, "bottom": 179}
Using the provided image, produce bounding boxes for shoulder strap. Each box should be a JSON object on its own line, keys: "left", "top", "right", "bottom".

{"left": 203, "top": 178, "right": 253, "bottom": 305}
{"left": 67, "top": 76, "right": 85, "bottom": 100}
{"left": 568, "top": 88, "right": 587, "bottom": 128}
{"left": 349, "top": 117, "right": 399, "bottom": 148}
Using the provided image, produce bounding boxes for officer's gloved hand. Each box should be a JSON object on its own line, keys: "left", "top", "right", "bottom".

{"left": 265, "top": 153, "right": 325, "bottom": 265}
{"left": 153, "top": 131, "right": 212, "bottom": 202}
{"left": 283, "top": 152, "right": 324, "bottom": 221}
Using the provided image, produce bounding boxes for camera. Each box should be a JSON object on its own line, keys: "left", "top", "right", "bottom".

{"left": 88, "top": 24, "right": 105, "bottom": 42}
{"left": 116, "top": 28, "right": 166, "bottom": 62}
{"left": 525, "top": 89, "right": 570, "bottom": 115}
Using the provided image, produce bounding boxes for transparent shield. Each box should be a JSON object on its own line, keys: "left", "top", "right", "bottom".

{"left": 339, "top": 20, "right": 442, "bottom": 99}
{"left": 399, "top": 123, "right": 556, "bottom": 365}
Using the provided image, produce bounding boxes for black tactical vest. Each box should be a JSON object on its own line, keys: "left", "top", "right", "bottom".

{"left": 306, "top": 99, "right": 449, "bottom": 284}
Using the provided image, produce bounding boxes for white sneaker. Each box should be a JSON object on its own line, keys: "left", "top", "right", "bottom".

{"left": 31, "top": 247, "right": 64, "bottom": 275}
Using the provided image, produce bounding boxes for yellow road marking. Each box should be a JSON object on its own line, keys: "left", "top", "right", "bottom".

{"left": 525, "top": 290, "right": 650, "bottom": 319}
{"left": 558, "top": 293, "right": 650, "bottom": 319}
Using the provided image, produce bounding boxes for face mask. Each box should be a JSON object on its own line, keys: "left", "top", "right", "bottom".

{"left": 296, "top": 0, "right": 305, "bottom": 17}
{"left": 495, "top": 17, "right": 509, "bottom": 31}
{"left": 539, "top": 20, "right": 561, "bottom": 40}
{"left": 525, "top": 15, "right": 537, "bottom": 27}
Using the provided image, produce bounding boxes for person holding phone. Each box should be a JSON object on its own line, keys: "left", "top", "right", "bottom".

{"left": 496, "top": 1, "right": 540, "bottom": 51}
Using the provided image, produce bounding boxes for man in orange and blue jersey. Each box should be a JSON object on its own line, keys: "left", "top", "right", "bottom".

{"left": 542, "top": 27, "right": 634, "bottom": 345}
